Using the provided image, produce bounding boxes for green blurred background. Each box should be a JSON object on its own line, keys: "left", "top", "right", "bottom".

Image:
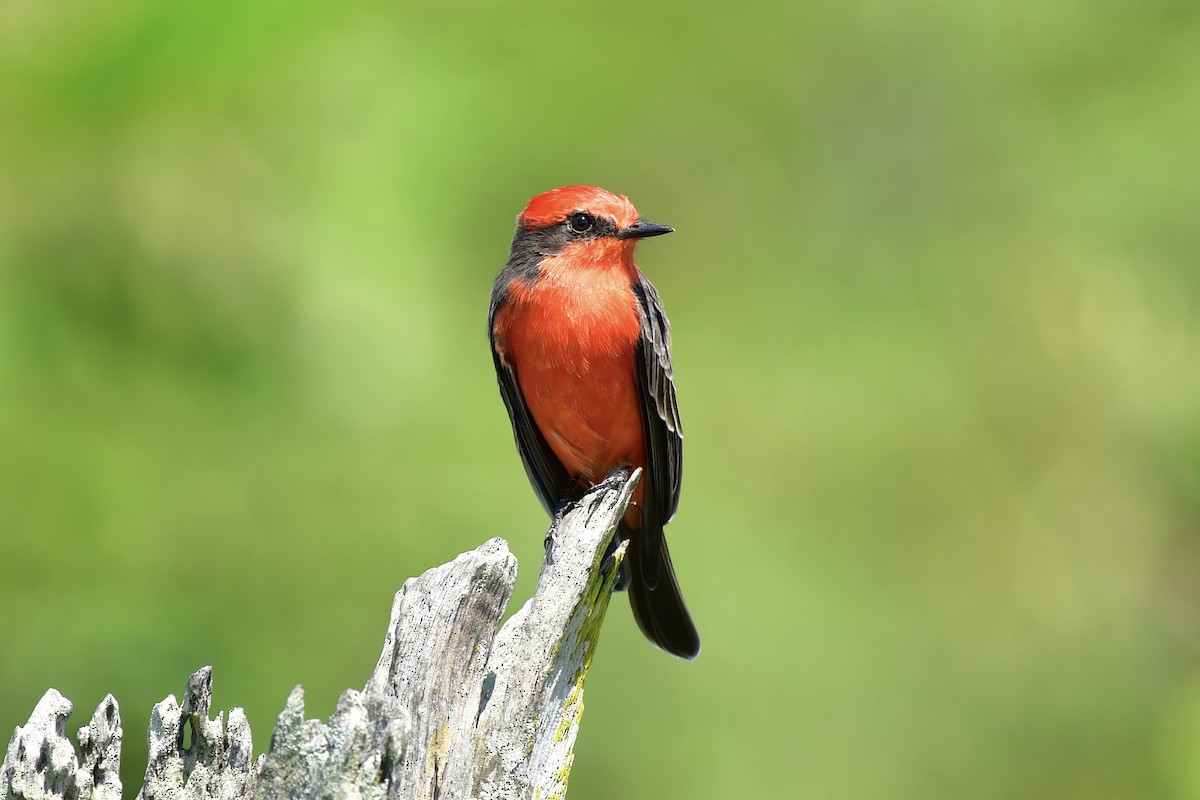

{"left": 3, "top": 0, "right": 1200, "bottom": 797}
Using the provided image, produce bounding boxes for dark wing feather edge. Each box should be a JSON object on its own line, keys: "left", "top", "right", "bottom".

{"left": 632, "top": 276, "right": 684, "bottom": 589}
{"left": 489, "top": 290, "right": 572, "bottom": 517}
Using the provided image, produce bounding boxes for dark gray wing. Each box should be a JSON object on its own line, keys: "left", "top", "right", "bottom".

{"left": 631, "top": 275, "right": 683, "bottom": 589}
{"left": 489, "top": 283, "right": 573, "bottom": 517}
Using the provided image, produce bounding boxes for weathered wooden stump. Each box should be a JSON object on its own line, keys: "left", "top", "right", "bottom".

{"left": 2, "top": 469, "right": 640, "bottom": 800}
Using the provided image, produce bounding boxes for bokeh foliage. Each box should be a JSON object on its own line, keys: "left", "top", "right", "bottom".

{"left": 3, "top": 0, "right": 1200, "bottom": 797}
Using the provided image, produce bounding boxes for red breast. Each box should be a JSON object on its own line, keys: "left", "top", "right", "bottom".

{"left": 492, "top": 251, "right": 647, "bottom": 488}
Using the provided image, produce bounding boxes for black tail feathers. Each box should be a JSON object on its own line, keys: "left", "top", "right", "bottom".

{"left": 622, "top": 527, "right": 700, "bottom": 660}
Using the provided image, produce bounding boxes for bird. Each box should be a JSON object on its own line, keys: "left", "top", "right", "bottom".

{"left": 488, "top": 185, "right": 700, "bottom": 659}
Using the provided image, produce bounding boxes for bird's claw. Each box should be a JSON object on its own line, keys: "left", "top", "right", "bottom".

{"left": 583, "top": 467, "right": 633, "bottom": 526}
{"left": 544, "top": 517, "right": 563, "bottom": 564}
{"left": 601, "top": 534, "right": 630, "bottom": 591}
{"left": 598, "top": 466, "right": 632, "bottom": 492}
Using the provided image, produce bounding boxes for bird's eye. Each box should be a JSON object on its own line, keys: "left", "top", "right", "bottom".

{"left": 567, "top": 212, "right": 594, "bottom": 233}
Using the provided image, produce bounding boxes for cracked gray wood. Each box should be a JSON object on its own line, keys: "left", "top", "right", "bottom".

{"left": 2, "top": 468, "right": 638, "bottom": 800}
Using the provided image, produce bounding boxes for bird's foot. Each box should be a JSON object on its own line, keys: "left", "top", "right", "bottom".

{"left": 602, "top": 534, "right": 630, "bottom": 592}
{"left": 544, "top": 503, "right": 571, "bottom": 564}
{"left": 543, "top": 522, "right": 560, "bottom": 564}
{"left": 586, "top": 466, "right": 633, "bottom": 526}
{"left": 597, "top": 465, "right": 633, "bottom": 492}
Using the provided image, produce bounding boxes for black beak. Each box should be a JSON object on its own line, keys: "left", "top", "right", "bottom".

{"left": 617, "top": 220, "right": 675, "bottom": 239}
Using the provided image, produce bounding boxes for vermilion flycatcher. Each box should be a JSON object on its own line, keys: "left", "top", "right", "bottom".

{"left": 489, "top": 185, "right": 700, "bottom": 659}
